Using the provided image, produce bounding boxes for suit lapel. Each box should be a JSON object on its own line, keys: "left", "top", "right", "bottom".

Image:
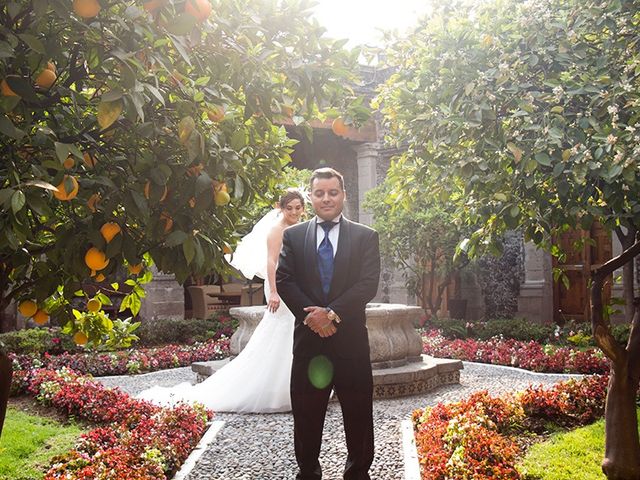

{"left": 304, "top": 220, "right": 324, "bottom": 302}
{"left": 328, "top": 218, "right": 351, "bottom": 302}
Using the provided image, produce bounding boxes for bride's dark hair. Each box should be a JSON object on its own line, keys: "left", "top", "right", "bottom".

{"left": 278, "top": 188, "right": 305, "bottom": 208}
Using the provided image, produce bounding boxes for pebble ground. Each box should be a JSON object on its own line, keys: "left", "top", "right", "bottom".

{"left": 96, "top": 362, "right": 581, "bottom": 480}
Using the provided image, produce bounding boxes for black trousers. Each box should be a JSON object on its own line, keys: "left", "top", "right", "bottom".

{"left": 291, "top": 354, "right": 374, "bottom": 480}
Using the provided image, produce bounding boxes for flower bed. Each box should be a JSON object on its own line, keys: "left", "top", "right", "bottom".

{"left": 9, "top": 338, "right": 230, "bottom": 395}
{"left": 413, "top": 375, "right": 608, "bottom": 479}
{"left": 422, "top": 329, "right": 609, "bottom": 374}
{"left": 15, "top": 367, "right": 211, "bottom": 479}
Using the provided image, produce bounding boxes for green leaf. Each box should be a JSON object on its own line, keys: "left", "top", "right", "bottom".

{"left": 552, "top": 162, "right": 564, "bottom": 177}
{"left": 5, "top": 75, "right": 38, "bottom": 101}
{"left": 54, "top": 142, "right": 71, "bottom": 163}
{"left": 165, "top": 230, "right": 189, "bottom": 247}
{"left": 168, "top": 34, "right": 193, "bottom": 66}
{"left": 97, "top": 99, "right": 123, "bottom": 130}
{"left": 0, "top": 114, "right": 24, "bottom": 139}
{"left": 0, "top": 188, "right": 15, "bottom": 208}
{"left": 534, "top": 152, "right": 552, "bottom": 166}
{"left": 195, "top": 172, "right": 212, "bottom": 195}
{"left": 11, "top": 190, "right": 25, "bottom": 213}
{"left": 183, "top": 236, "right": 196, "bottom": 264}
{"left": 101, "top": 89, "right": 124, "bottom": 102}
{"left": 230, "top": 129, "right": 247, "bottom": 150}
{"left": 17, "top": 33, "right": 45, "bottom": 54}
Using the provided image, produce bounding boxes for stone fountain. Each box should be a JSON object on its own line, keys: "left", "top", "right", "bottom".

{"left": 192, "top": 303, "right": 462, "bottom": 399}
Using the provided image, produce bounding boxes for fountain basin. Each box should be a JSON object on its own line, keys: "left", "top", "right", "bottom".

{"left": 193, "top": 303, "right": 462, "bottom": 399}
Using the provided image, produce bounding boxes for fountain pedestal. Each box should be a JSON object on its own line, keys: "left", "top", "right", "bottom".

{"left": 192, "top": 303, "right": 462, "bottom": 399}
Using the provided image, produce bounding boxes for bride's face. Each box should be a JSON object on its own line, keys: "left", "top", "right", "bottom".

{"left": 281, "top": 199, "right": 304, "bottom": 225}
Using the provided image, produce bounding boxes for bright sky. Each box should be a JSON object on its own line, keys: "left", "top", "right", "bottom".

{"left": 311, "top": 0, "right": 432, "bottom": 47}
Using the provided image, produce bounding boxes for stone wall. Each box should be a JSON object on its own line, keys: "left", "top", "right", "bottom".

{"left": 139, "top": 267, "right": 184, "bottom": 321}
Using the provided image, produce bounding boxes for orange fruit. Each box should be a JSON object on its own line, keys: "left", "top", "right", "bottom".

{"left": 223, "top": 244, "right": 232, "bottom": 255}
{"left": 87, "top": 193, "right": 100, "bottom": 213}
{"left": 83, "top": 151, "right": 97, "bottom": 168}
{"left": 73, "top": 331, "right": 89, "bottom": 345}
{"left": 0, "top": 79, "right": 18, "bottom": 97}
{"left": 63, "top": 156, "right": 75, "bottom": 169}
{"left": 87, "top": 298, "right": 102, "bottom": 312}
{"left": 331, "top": 118, "right": 349, "bottom": 137}
{"left": 33, "top": 309, "right": 49, "bottom": 325}
{"left": 100, "top": 222, "right": 121, "bottom": 243}
{"left": 214, "top": 189, "right": 230, "bottom": 206}
{"left": 128, "top": 263, "right": 143, "bottom": 275}
{"left": 206, "top": 105, "right": 225, "bottom": 122}
{"left": 18, "top": 300, "right": 38, "bottom": 317}
{"left": 185, "top": 0, "right": 211, "bottom": 22}
{"left": 46, "top": 62, "right": 57, "bottom": 73}
{"left": 160, "top": 212, "right": 173, "bottom": 233}
{"left": 53, "top": 175, "right": 79, "bottom": 201}
{"left": 84, "top": 247, "right": 109, "bottom": 271}
{"left": 35, "top": 68, "right": 56, "bottom": 90}
{"left": 73, "top": 0, "right": 101, "bottom": 18}
{"left": 144, "top": 181, "right": 168, "bottom": 202}
{"left": 94, "top": 273, "right": 106, "bottom": 282}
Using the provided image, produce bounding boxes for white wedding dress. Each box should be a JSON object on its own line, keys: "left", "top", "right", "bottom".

{"left": 136, "top": 210, "right": 294, "bottom": 413}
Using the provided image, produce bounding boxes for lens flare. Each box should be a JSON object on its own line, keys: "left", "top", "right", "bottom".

{"left": 307, "top": 355, "right": 334, "bottom": 389}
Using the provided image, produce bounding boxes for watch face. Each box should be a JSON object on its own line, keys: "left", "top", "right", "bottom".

{"left": 328, "top": 310, "right": 336, "bottom": 321}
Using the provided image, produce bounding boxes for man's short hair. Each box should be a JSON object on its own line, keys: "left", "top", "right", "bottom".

{"left": 310, "top": 167, "right": 345, "bottom": 191}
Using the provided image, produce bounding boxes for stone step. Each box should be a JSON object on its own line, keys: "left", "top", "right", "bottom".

{"left": 192, "top": 355, "right": 462, "bottom": 399}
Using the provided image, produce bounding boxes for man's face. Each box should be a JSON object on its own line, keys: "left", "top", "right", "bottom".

{"left": 311, "top": 177, "right": 345, "bottom": 221}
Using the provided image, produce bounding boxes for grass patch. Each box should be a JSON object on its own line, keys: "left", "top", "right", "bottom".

{"left": 0, "top": 406, "right": 84, "bottom": 480}
{"left": 518, "top": 408, "right": 640, "bottom": 480}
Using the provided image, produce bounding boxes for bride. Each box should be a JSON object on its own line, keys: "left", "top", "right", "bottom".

{"left": 137, "top": 189, "right": 305, "bottom": 413}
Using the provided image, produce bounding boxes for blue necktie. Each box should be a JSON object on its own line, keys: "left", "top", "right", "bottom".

{"left": 318, "top": 221, "right": 337, "bottom": 297}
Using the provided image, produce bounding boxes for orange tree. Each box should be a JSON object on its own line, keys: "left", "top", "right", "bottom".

{"left": 0, "top": 0, "right": 364, "bottom": 344}
{"left": 377, "top": 0, "right": 640, "bottom": 477}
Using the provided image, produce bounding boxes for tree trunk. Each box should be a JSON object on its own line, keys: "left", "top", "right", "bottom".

{"left": 602, "top": 368, "right": 640, "bottom": 480}
{"left": 592, "top": 241, "right": 640, "bottom": 480}
{"left": 0, "top": 303, "right": 17, "bottom": 333}
{"left": 615, "top": 227, "right": 637, "bottom": 325}
{"left": 0, "top": 351, "right": 12, "bottom": 437}
{"left": 623, "top": 262, "right": 635, "bottom": 324}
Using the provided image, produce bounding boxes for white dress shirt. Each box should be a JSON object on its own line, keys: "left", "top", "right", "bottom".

{"left": 315, "top": 214, "right": 341, "bottom": 257}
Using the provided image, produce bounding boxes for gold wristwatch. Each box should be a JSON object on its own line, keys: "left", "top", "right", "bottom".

{"left": 326, "top": 308, "right": 341, "bottom": 324}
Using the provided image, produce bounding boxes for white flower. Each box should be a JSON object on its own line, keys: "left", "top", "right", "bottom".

{"left": 607, "top": 134, "right": 618, "bottom": 145}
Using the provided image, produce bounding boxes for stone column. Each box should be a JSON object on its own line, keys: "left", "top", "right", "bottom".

{"left": 517, "top": 241, "right": 554, "bottom": 323}
{"left": 353, "top": 142, "right": 380, "bottom": 226}
{"left": 139, "top": 266, "right": 184, "bottom": 321}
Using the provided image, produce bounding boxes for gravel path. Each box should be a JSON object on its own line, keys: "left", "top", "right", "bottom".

{"left": 96, "top": 362, "right": 582, "bottom": 480}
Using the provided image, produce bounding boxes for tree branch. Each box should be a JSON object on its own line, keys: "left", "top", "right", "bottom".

{"left": 591, "top": 240, "right": 640, "bottom": 366}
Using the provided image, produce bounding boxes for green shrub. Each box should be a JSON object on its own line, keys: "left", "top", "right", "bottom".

{"left": 426, "top": 317, "right": 468, "bottom": 339}
{"left": 0, "top": 328, "right": 76, "bottom": 355}
{"left": 611, "top": 323, "right": 631, "bottom": 346}
{"left": 2, "top": 312, "right": 239, "bottom": 354}
{"left": 136, "top": 312, "right": 238, "bottom": 346}
{"left": 427, "top": 317, "right": 555, "bottom": 343}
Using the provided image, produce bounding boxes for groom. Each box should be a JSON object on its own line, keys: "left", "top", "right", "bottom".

{"left": 277, "top": 167, "right": 380, "bottom": 480}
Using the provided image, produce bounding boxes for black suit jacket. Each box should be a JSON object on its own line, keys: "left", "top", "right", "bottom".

{"left": 276, "top": 217, "right": 380, "bottom": 359}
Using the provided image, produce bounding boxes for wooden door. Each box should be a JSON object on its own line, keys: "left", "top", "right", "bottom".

{"left": 553, "top": 223, "right": 612, "bottom": 323}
